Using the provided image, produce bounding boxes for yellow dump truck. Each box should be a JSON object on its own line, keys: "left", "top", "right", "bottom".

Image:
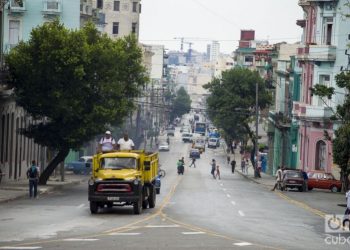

{"left": 88, "top": 150, "right": 159, "bottom": 214}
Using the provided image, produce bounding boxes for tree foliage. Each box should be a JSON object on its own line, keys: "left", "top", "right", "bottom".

{"left": 170, "top": 87, "right": 191, "bottom": 121}
{"left": 6, "top": 21, "right": 147, "bottom": 184}
{"left": 203, "top": 67, "right": 272, "bottom": 143}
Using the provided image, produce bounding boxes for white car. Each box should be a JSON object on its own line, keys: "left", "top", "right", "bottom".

{"left": 158, "top": 142, "right": 170, "bottom": 151}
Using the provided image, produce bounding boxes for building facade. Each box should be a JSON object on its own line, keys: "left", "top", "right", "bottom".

{"left": 0, "top": 0, "right": 80, "bottom": 182}
{"left": 92, "top": 0, "right": 141, "bottom": 39}
{"left": 294, "top": 0, "right": 350, "bottom": 173}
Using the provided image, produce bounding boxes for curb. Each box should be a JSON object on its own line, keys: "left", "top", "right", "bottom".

{"left": 0, "top": 178, "right": 86, "bottom": 204}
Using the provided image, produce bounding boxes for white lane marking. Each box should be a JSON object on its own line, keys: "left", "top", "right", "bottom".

{"left": 182, "top": 232, "right": 206, "bottom": 235}
{"left": 222, "top": 188, "right": 227, "bottom": 192}
{"left": 238, "top": 210, "right": 245, "bottom": 217}
{"left": 63, "top": 238, "right": 99, "bottom": 242}
{"left": 220, "top": 183, "right": 223, "bottom": 186}
{"left": 231, "top": 201, "right": 236, "bottom": 205}
{"left": 226, "top": 194, "right": 231, "bottom": 198}
{"left": 76, "top": 204, "right": 85, "bottom": 209}
{"left": 145, "top": 225, "right": 180, "bottom": 228}
{"left": 109, "top": 233, "right": 141, "bottom": 236}
{"left": 233, "top": 242, "right": 253, "bottom": 246}
{"left": 162, "top": 218, "right": 166, "bottom": 221}
{"left": 0, "top": 247, "right": 42, "bottom": 250}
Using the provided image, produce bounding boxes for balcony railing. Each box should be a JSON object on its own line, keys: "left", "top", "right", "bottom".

{"left": 43, "top": 0, "right": 62, "bottom": 14}
{"left": 297, "top": 45, "right": 336, "bottom": 62}
{"left": 9, "top": 0, "right": 26, "bottom": 12}
{"left": 80, "top": 2, "right": 92, "bottom": 16}
{"left": 292, "top": 101, "right": 333, "bottom": 120}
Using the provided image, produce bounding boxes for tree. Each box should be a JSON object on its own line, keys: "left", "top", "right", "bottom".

{"left": 6, "top": 21, "right": 147, "bottom": 184}
{"left": 170, "top": 87, "right": 191, "bottom": 121}
{"left": 312, "top": 71, "right": 350, "bottom": 190}
{"left": 204, "top": 67, "right": 272, "bottom": 147}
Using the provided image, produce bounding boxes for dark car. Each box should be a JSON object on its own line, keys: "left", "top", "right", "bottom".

{"left": 189, "top": 149, "right": 200, "bottom": 159}
{"left": 282, "top": 170, "right": 304, "bottom": 192}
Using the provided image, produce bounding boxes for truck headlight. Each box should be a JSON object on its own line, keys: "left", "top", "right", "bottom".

{"left": 133, "top": 179, "right": 139, "bottom": 185}
{"left": 88, "top": 179, "right": 95, "bottom": 186}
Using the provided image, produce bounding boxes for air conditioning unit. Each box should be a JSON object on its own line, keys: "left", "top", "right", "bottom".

{"left": 81, "top": 3, "right": 92, "bottom": 15}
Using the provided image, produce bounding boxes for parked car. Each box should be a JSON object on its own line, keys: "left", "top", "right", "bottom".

{"left": 189, "top": 148, "right": 200, "bottom": 159}
{"left": 158, "top": 142, "right": 170, "bottom": 151}
{"left": 307, "top": 171, "right": 341, "bottom": 192}
{"left": 182, "top": 133, "right": 193, "bottom": 143}
{"left": 282, "top": 170, "right": 304, "bottom": 192}
{"left": 65, "top": 156, "right": 92, "bottom": 174}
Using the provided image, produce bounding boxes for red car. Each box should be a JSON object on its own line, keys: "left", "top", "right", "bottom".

{"left": 307, "top": 171, "right": 341, "bottom": 192}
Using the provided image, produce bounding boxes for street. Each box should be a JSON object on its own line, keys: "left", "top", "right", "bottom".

{"left": 0, "top": 128, "right": 347, "bottom": 250}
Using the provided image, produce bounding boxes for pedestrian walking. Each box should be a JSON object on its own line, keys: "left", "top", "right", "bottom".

{"left": 343, "top": 189, "right": 350, "bottom": 228}
{"left": 215, "top": 165, "right": 221, "bottom": 180}
{"left": 210, "top": 159, "right": 216, "bottom": 179}
{"left": 27, "top": 160, "right": 39, "bottom": 198}
{"left": 240, "top": 159, "right": 246, "bottom": 173}
{"left": 231, "top": 160, "right": 236, "bottom": 173}
{"left": 271, "top": 166, "right": 283, "bottom": 191}
{"left": 302, "top": 170, "right": 308, "bottom": 191}
{"left": 189, "top": 157, "right": 196, "bottom": 168}
{"left": 227, "top": 155, "right": 231, "bottom": 165}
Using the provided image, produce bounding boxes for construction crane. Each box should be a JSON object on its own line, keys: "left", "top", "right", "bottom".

{"left": 174, "top": 37, "right": 196, "bottom": 62}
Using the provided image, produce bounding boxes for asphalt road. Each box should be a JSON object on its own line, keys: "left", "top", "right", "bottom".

{"left": 0, "top": 127, "right": 348, "bottom": 250}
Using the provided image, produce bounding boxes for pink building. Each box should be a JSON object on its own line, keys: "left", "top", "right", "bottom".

{"left": 294, "top": 0, "right": 349, "bottom": 173}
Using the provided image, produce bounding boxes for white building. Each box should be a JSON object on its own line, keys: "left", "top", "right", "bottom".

{"left": 92, "top": 0, "right": 141, "bottom": 39}
{"left": 209, "top": 41, "right": 220, "bottom": 62}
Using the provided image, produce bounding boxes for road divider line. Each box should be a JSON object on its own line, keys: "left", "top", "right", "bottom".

{"left": 233, "top": 242, "right": 253, "bottom": 246}
{"left": 108, "top": 233, "right": 141, "bottom": 236}
{"left": 63, "top": 239, "right": 99, "bottom": 242}
{"left": 238, "top": 210, "right": 245, "bottom": 217}
{"left": 223, "top": 188, "right": 227, "bottom": 192}
{"left": 231, "top": 201, "right": 236, "bottom": 206}
{"left": 182, "top": 232, "right": 206, "bottom": 235}
{"left": 226, "top": 194, "right": 231, "bottom": 198}
{"left": 76, "top": 204, "right": 85, "bottom": 209}
{"left": 145, "top": 224, "right": 179, "bottom": 228}
{"left": 0, "top": 247, "right": 42, "bottom": 249}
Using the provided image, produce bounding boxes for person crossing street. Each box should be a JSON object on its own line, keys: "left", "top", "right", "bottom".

{"left": 189, "top": 157, "right": 196, "bottom": 168}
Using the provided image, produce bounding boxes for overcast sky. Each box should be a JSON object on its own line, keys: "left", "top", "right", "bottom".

{"left": 139, "top": 0, "right": 304, "bottom": 53}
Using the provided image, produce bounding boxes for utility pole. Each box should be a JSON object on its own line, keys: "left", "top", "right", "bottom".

{"left": 255, "top": 82, "right": 260, "bottom": 178}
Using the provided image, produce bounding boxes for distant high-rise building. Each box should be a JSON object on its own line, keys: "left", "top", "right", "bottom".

{"left": 210, "top": 41, "right": 220, "bottom": 62}
{"left": 206, "top": 44, "right": 211, "bottom": 61}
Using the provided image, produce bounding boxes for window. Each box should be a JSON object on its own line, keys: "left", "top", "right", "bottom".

{"left": 100, "top": 157, "right": 137, "bottom": 170}
{"left": 9, "top": 20, "right": 20, "bottom": 46}
{"left": 47, "top": 0, "right": 59, "bottom": 10}
{"left": 97, "top": 0, "right": 103, "bottom": 9}
{"left": 139, "top": 3, "right": 141, "bottom": 13}
{"left": 322, "top": 17, "right": 333, "bottom": 45}
{"left": 1, "top": 115, "right": 5, "bottom": 163}
{"left": 132, "top": 2, "right": 137, "bottom": 12}
{"left": 114, "top": 1, "right": 120, "bottom": 11}
{"left": 317, "top": 75, "right": 331, "bottom": 106}
{"left": 132, "top": 22, "right": 137, "bottom": 34}
{"left": 112, "top": 22, "right": 119, "bottom": 34}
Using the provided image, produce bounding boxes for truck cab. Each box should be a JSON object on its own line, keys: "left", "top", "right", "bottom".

{"left": 88, "top": 150, "right": 158, "bottom": 214}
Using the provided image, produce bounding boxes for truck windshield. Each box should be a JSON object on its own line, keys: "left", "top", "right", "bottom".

{"left": 100, "top": 157, "right": 137, "bottom": 170}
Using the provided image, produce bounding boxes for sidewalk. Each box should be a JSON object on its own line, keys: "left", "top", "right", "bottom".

{"left": 0, "top": 173, "right": 88, "bottom": 204}
{"left": 220, "top": 141, "right": 346, "bottom": 215}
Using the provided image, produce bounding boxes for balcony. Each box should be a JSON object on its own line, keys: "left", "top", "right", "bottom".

{"left": 80, "top": 2, "right": 92, "bottom": 16}
{"left": 297, "top": 44, "right": 336, "bottom": 62}
{"left": 9, "top": 0, "right": 26, "bottom": 13}
{"left": 42, "top": 0, "right": 62, "bottom": 15}
{"left": 292, "top": 102, "right": 333, "bottom": 120}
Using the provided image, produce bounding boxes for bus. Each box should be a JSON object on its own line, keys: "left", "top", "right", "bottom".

{"left": 194, "top": 122, "right": 206, "bottom": 136}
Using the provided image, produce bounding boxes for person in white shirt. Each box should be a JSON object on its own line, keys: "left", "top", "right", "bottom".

{"left": 98, "top": 131, "right": 116, "bottom": 153}
{"left": 117, "top": 133, "right": 135, "bottom": 150}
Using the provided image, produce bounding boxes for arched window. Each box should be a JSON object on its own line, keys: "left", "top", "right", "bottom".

{"left": 315, "top": 140, "right": 326, "bottom": 170}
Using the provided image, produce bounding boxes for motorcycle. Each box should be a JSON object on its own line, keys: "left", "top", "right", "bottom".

{"left": 177, "top": 162, "right": 184, "bottom": 175}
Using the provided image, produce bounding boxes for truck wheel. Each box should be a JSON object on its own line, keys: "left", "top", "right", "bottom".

{"left": 142, "top": 199, "right": 148, "bottom": 209}
{"left": 90, "top": 201, "right": 98, "bottom": 214}
{"left": 148, "top": 187, "right": 156, "bottom": 208}
{"left": 133, "top": 198, "right": 142, "bottom": 214}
